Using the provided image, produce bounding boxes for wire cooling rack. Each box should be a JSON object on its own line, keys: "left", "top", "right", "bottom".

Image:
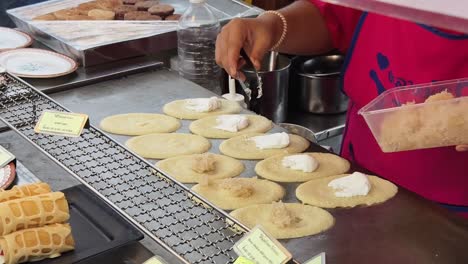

{"left": 0, "top": 72, "right": 247, "bottom": 264}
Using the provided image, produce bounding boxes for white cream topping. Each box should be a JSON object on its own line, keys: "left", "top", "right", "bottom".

{"left": 0, "top": 248, "right": 5, "bottom": 264}
{"left": 185, "top": 97, "right": 221, "bottom": 112}
{"left": 214, "top": 115, "right": 249, "bottom": 132}
{"left": 328, "top": 172, "right": 371, "bottom": 198}
{"left": 282, "top": 154, "right": 318, "bottom": 173}
{"left": 250, "top": 132, "right": 290, "bottom": 149}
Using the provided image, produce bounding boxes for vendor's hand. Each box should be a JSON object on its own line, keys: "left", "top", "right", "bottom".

{"left": 215, "top": 17, "right": 280, "bottom": 80}
{"left": 456, "top": 145, "right": 468, "bottom": 152}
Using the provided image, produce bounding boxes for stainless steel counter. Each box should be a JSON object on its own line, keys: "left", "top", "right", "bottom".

{"left": 34, "top": 68, "right": 468, "bottom": 264}
{"left": 0, "top": 129, "right": 178, "bottom": 264}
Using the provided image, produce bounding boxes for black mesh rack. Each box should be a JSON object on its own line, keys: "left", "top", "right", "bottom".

{"left": 0, "top": 72, "right": 249, "bottom": 264}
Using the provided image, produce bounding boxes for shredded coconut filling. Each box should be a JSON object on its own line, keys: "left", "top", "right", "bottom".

{"left": 219, "top": 179, "right": 254, "bottom": 198}
{"left": 270, "top": 201, "right": 301, "bottom": 228}
{"left": 192, "top": 153, "right": 216, "bottom": 174}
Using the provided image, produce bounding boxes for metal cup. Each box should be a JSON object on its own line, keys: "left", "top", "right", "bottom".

{"left": 241, "top": 53, "right": 291, "bottom": 123}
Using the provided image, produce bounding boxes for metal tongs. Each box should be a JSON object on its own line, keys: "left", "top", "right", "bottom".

{"left": 239, "top": 48, "right": 263, "bottom": 99}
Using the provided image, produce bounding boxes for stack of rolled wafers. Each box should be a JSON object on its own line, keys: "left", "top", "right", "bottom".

{"left": 0, "top": 183, "right": 75, "bottom": 264}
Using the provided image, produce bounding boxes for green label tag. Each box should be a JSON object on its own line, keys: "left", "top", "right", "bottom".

{"left": 143, "top": 256, "right": 167, "bottom": 264}
{"left": 35, "top": 111, "right": 88, "bottom": 137}
{"left": 0, "top": 145, "right": 14, "bottom": 167}
{"left": 304, "top": 252, "right": 326, "bottom": 264}
{"left": 234, "top": 256, "right": 256, "bottom": 264}
{"left": 234, "top": 226, "right": 292, "bottom": 264}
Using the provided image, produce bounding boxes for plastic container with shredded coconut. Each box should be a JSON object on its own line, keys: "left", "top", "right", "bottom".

{"left": 359, "top": 78, "right": 468, "bottom": 152}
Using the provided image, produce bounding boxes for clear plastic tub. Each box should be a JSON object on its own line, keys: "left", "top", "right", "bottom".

{"left": 359, "top": 78, "right": 468, "bottom": 152}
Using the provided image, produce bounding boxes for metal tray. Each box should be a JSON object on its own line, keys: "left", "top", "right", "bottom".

{"left": 0, "top": 72, "right": 248, "bottom": 264}
{"left": 49, "top": 70, "right": 468, "bottom": 264}
{"left": 36, "top": 184, "right": 144, "bottom": 264}
{"left": 7, "top": 0, "right": 262, "bottom": 67}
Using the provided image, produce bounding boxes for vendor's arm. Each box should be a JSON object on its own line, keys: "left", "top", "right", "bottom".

{"left": 216, "top": 0, "right": 331, "bottom": 78}
{"left": 215, "top": 0, "right": 362, "bottom": 78}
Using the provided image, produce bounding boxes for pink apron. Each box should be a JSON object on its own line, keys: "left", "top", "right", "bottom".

{"left": 339, "top": 12, "right": 468, "bottom": 211}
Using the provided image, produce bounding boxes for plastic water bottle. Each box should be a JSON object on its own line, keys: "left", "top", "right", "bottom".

{"left": 178, "top": 0, "right": 221, "bottom": 93}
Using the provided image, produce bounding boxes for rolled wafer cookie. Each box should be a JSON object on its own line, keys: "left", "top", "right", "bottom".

{"left": 0, "top": 192, "right": 69, "bottom": 236}
{"left": 0, "top": 223, "right": 75, "bottom": 264}
{"left": 0, "top": 183, "right": 51, "bottom": 203}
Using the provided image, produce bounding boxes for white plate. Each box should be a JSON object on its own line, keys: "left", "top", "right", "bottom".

{"left": 0, "top": 27, "right": 33, "bottom": 51}
{"left": 0, "top": 162, "right": 16, "bottom": 190}
{"left": 0, "top": 48, "right": 78, "bottom": 78}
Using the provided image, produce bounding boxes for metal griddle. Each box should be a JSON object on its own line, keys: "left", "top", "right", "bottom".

{"left": 0, "top": 69, "right": 467, "bottom": 263}
{"left": 48, "top": 69, "right": 468, "bottom": 264}
{"left": 0, "top": 72, "right": 249, "bottom": 264}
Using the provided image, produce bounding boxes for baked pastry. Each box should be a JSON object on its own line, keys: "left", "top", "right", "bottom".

{"left": 0, "top": 192, "right": 70, "bottom": 236}
{"left": 53, "top": 8, "right": 80, "bottom": 20}
{"left": 155, "top": 153, "right": 244, "bottom": 183}
{"left": 125, "top": 133, "right": 211, "bottom": 159}
{"left": 163, "top": 98, "right": 242, "bottom": 120}
{"left": 255, "top": 152, "right": 350, "bottom": 182}
{"left": 164, "top": 14, "right": 181, "bottom": 21}
{"left": 33, "top": 13, "right": 56, "bottom": 21}
{"left": 77, "top": 2, "right": 100, "bottom": 15}
{"left": 148, "top": 4, "right": 174, "bottom": 17}
{"left": 135, "top": 0, "right": 160, "bottom": 11}
{"left": 96, "top": 0, "right": 123, "bottom": 10}
{"left": 230, "top": 202, "right": 334, "bottom": 239}
{"left": 192, "top": 178, "right": 285, "bottom": 210}
{"left": 296, "top": 174, "right": 398, "bottom": 208}
{"left": 123, "top": 0, "right": 143, "bottom": 5}
{"left": 100, "top": 113, "right": 180, "bottom": 135}
{"left": 135, "top": 14, "right": 162, "bottom": 20}
{"left": 189, "top": 114, "right": 272, "bottom": 139}
{"left": 66, "top": 15, "right": 92, "bottom": 20}
{"left": 219, "top": 133, "right": 310, "bottom": 160}
{"left": 88, "top": 9, "right": 115, "bottom": 20}
{"left": 0, "top": 224, "right": 75, "bottom": 264}
{"left": 123, "top": 10, "right": 149, "bottom": 20}
{"left": 114, "top": 5, "right": 137, "bottom": 19}
{"left": 0, "top": 183, "right": 51, "bottom": 203}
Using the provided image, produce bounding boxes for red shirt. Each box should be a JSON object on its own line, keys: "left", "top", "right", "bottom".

{"left": 310, "top": 1, "right": 468, "bottom": 212}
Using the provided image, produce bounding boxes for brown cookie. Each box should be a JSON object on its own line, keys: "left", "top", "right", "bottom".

{"left": 88, "top": 9, "right": 115, "bottom": 20}
{"left": 114, "top": 5, "right": 137, "bottom": 19}
{"left": 96, "top": 0, "right": 122, "bottom": 10}
{"left": 33, "top": 13, "right": 57, "bottom": 21}
{"left": 124, "top": 10, "right": 149, "bottom": 20}
{"left": 136, "top": 14, "right": 162, "bottom": 20}
{"left": 77, "top": 2, "right": 100, "bottom": 15}
{"left": 164, "top": 14, "right": 181, "bottom": 21}
{"left": 53, "top": 8, "right": 81, "bottom": 20}
{"left": 124, "top": 11, "right": 161, "bottom": 20}
{"left": 148, "top": 4, "right": 174, "bottom": 17}
{"left": 66, "top": 15, "right": 92, "bottom": 20}
{"left": 123, "top": 0, "right": 143, "bottom": 5}
{"left": 135, "top": 0, "right": 159, "bottom": 11}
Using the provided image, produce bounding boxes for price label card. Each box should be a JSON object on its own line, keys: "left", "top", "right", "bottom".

{"left": 234, "top": 226, "right": 292, "bottom": 264}
{"left": 143, "top": 256, "right": 167, "bottom": 264}
{"left": 34, "top": 111, "right": 88, "bottom": 137}
{"left": 304, "top": 252, "right": 326, "bottom": 264}
{"left": 234, "top": 256, "right": 255, "bottom": 264}
{"left": 0, "top": 145, "right": 15, "bottom": 167}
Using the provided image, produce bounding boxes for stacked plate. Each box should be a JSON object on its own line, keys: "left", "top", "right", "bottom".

{"left": 0, "top": 27, "right": 78, "bottom": 78}
{"left": 0, "top": 162, "right": 16, "bottom": 190}
{"left": 0, "top": 27, "right": 33, "bottom": 52}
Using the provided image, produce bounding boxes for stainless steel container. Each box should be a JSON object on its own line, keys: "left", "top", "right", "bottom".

{"left": 7, "top": 0, "right": 262, "bottom": 67}
{"left": 294, "top": 55, "right": 348, "bottom": 114}
{"left": 242, "top": 53, "right": 291, "bottom": 123}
